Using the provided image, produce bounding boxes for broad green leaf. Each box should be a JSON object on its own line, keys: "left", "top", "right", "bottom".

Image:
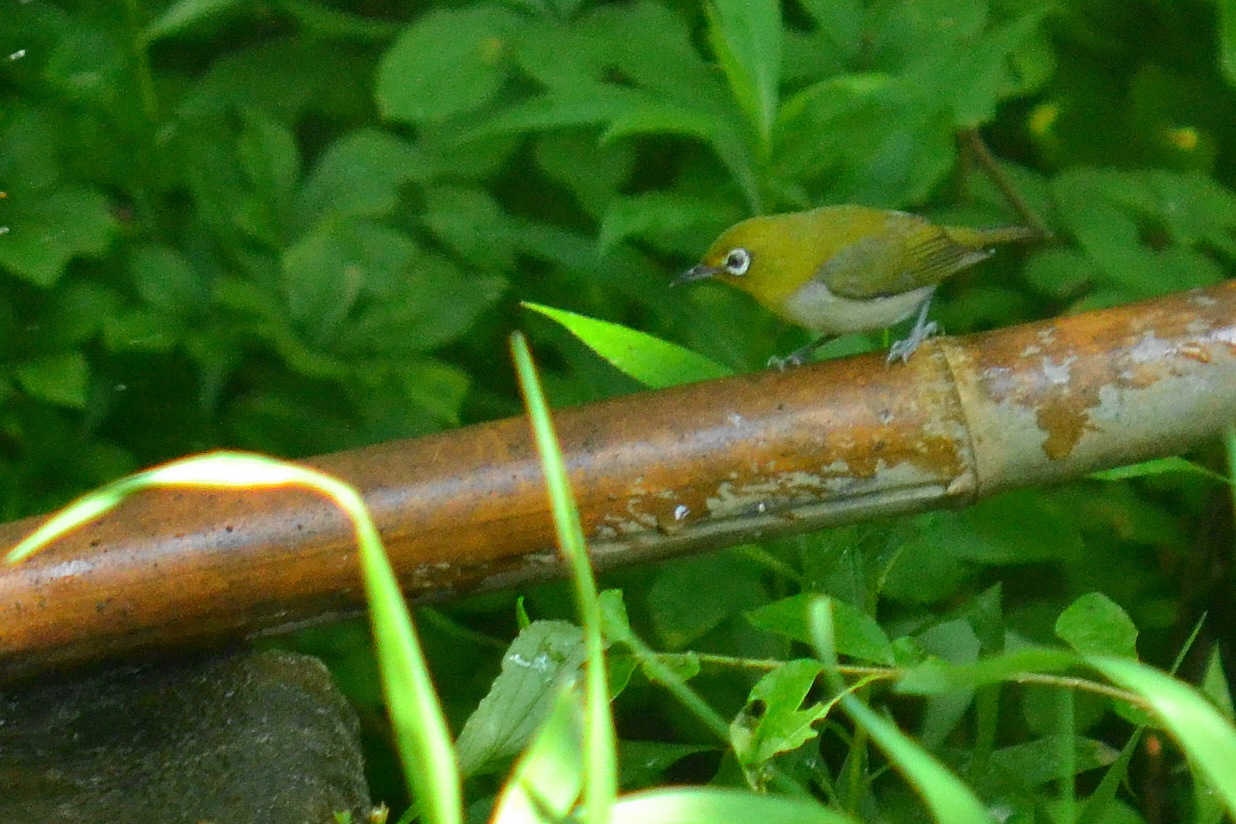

{"left": 483, "top": 86, "right": 649, "bottom": 134}
{"left": 339, "top": 254, "right": 504, "bottom": 356}
{"left": 730, "top": 659, "right": 828, "bottom": 773}
{"left": 129, "top": 244, "right": 210, "bottom": 316}
{"left": 602, "top": 103, "right": 759, "bottom": 213}
{"left": 523, "top": 302, "right": 731, "bottom": 387}
{"left": 797, "top": 0, "right": 865, "bottom": 59}
{"left": 706, "top": 0, "right": 782, "bottom": 151}
{"left": 103, "top": 310, "right": 181, "bottom": 353}
{"left": 617, "top": 740, "right": 718, "bottom": 788}
{"left": 1056, "top": 593, "right": 1139, "bottom": 659}
{"left": 42, "top": 27, "right": 125, "bottom": 105}
{"left": 299, "top": 129, "right": 424, "bottom": 221}
{"left": 377, "top": 6, "right": 521, "bottom": 123}
{"left": 455, "top": 621, "right": 586, "bottom": 776}
{"left": 747, "top": 593, "right": 895, "bottom": 665}
{"left": 649, "top": 553, "right": 766, "bottom": 649}
{"left": 236, "top": 107, "right": 300, "bottom": 201}
{"left": 0, "top": 187, "right": 118, "bottom": 286}
{"left": 491, "top": 685, "right": 584, "bottom": 824}
{"left": 948, "top": 11, "right": 1048, "bottom": 126}
{"left": 598, "top": 192, "right": 736, "bottom": 253}
{"left": 987, "top": 735, "right": 1119, "bottom": 787}
{"left": 422, "top": 185, "right": 515, "bottom": 269}
{"left": 14, "top": 351, "right": 89, "bottom": 409}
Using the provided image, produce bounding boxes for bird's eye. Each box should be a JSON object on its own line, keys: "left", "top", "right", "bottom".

{"left": 723, "top": 247, "right": 751, "bottom": 276}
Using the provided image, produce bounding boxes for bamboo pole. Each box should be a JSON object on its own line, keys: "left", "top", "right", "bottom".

{"left": 2, "top": 281, "right": 1235, "bottom": 680}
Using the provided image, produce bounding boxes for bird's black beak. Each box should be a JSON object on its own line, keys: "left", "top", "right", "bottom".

{"left": 672, "top": 263, "right": 717, "bottom": 286}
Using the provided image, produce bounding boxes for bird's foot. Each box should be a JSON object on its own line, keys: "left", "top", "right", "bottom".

{"left": 767, "top": 352, "right": 804, "bottom": 371}
{"left": 768, "top": 335, "right": 834, "bottom": 370}
{"left": 886, "top": 321, "right": 939, "bottom": 364}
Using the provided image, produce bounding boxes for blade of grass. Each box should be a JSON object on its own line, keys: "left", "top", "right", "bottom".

{"left": 810, "top": 598, "right": 996, "bottom": 824}
{"left": 4, "top": 451, "right": 462, "bottom": 824}
{"left": 511, "top": 332, "right": 617, "bottom": 824}
{"left": 1087, "top": 655, "right": 1236, "bottom": 819}
{"left": 523, "top": 302, "right": 731, "bottom": 388}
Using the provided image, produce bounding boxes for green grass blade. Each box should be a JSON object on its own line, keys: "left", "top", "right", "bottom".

{"left": 523, "top": 302, "right": 731, "bottom": 387}
{"left": 512, "top": 331, "right": 617, "bottom": 824}
{"left": 3, "top": 451, "right": 462, "bottom": 824}
{"left": 1087, "top": 656, "right": 1236, "bottom": 818}
{"left": 612, "top": 787, "right": 855, "bottom": 824}
{"left": 810, "top": 598, "right": 995, "bottom": 824}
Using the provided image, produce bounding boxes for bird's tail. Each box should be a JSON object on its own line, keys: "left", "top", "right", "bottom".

{"left": 944, "top": 224, "right": 1045, "bottom": 248}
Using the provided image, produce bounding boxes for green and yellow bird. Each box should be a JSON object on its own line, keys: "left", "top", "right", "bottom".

{"left": 677, "top": 204, "right": 1038, "bottom": 366}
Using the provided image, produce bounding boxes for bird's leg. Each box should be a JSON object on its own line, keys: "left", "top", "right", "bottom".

{"left": 887, "top": 292, "right": 939, "bottom": 364}
{"left": 768, "top": 334, "right": 836, "bottom": 370}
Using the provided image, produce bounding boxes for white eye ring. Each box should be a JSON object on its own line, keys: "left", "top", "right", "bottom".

{"left": 722, "top": 247, "right": 751, "bottom": 276}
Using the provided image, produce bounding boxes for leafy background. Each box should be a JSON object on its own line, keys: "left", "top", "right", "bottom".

{"left": 3, "top": 0, "right": 1236, "bottom": 819}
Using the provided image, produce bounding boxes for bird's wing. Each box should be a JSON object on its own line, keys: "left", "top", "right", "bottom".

{"left": 818, "top": 226, "right": 992, "bottom": 300}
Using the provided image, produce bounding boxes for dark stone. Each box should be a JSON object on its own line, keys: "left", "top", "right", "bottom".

{"left": 0, "top": 649, "right": 372, "bottom": 823}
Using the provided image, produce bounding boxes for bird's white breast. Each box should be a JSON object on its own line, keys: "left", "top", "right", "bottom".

{"left": 781, "top": 282, "right": 934, "bottom": 334}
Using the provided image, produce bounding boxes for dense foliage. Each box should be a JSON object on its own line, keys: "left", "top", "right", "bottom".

{"left": 4, "top": 0, "right": 1236, "bottom": 820}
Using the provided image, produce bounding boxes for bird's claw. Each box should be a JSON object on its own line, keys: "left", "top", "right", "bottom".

{"left": 886, "top": 321, "right": 939, "bottom": 364}
{"left": 767, "top": 353, "right": 804, "bottom": 371}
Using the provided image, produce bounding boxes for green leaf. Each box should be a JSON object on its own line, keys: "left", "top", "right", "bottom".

{"left": 617, "top": 740, "right": 718, "bottom": 789}
{"left": 392, "top": 360, "right": 471, "bottom": 427}
{"left": 103, "top": 309, "right": 182, "bottom": 353}
{"left": 987, "top": 735, "right": 1119, "bottom": 787}
{"left": 598, "top": 192, "right": 737, "bottom": 253}
{"left": 42, "top": 27, "right": 125, "bottom": 105}
{"left": 277, "top": 0, "right": 403, "bottom": 40}
{"left": 706, "top": 0, "right": 782, "bottom": 151}
{"left": 490, "top": 684, "right": 584, "bottom": 824}
{"left": 338, "top": 255, "right": 504, "bottom": 355}
{"left": 1220, "top": 0, "right": 1236, "bottom": 87}
{"left": 523, "top": 302, "right": 731, "bottom": 387}
{"left": 455, "top": 620, "right": 586, "bottom": 776}
{"left": 280, "top": 224, "right": 370, "bottom": 338}
{"left": 747, "top": 594, "right": 895, "bottom": 666}
{"left": 129, "top": 244, "right": 210, "bottom": 316}
{"left": 377, "top": 5, "right": 521, "bottom": 123}
{"left": 14, "top": 351, "right": 89, "bottom": 409}
{"left": 422, "top": 185, "right": 515, "bottom": 269}
{"left": 0, "top": 186, "right": 118, "bottom": 286}
{"left": 601, "top": 103, "right": 759, "bottom": 213}
{"left": 236, "top": 108, "right": 300, "bottom": 202}
{"left": 648, "top": 553, "right": 766, "bottom": 649}
{"left": 797, "top": 0, "right": 865, "bottom": 60}
{"left": 1056, "top": 593, "right": 1139, "bottom": 659}
{"left": 730, "top": 659, "right": 828, "bottom": 774}
{"left": 299, "top": 129, "right": 424, "bottom": 222}
{"left": 146, "top": 0, "right": 247, "bottom": 42}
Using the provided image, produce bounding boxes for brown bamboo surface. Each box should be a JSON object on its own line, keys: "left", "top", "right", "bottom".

{"left": 2, "top": 281, "right": 1236, "bottom": 680}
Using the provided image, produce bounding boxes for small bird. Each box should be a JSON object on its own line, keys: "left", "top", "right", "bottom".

{"left": 676, "top": 204, "right": 1039, "bottom": 366}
